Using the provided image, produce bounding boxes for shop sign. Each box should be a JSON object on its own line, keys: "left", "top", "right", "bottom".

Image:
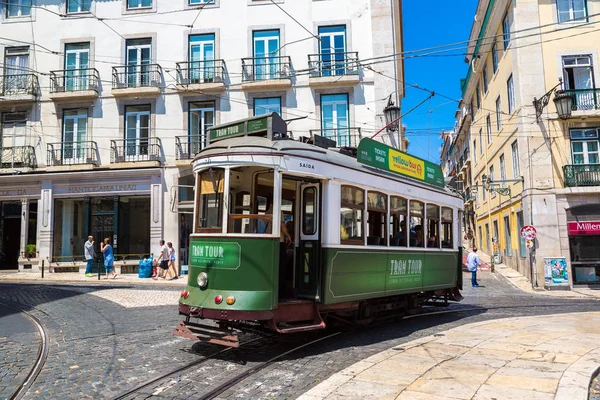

{"left": 357, "top": 138, "right": 445, "bottom": 188}
{"left": 54, "top": 183, "right": 151, "bottom": 195}
{"left": 568, "top": 221, "right": 600, "bottom": 235}
{"left": 190, "top": 241, "right": 241, "bottom": 269}
{"left": 0, "top": 189, "right": 32, "bottom": 197}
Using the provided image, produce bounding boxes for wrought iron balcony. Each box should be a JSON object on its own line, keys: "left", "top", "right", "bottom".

{"left": 563, "top": 164, "right": 600, "bottom": 187}
{"left": 241, "top": 56, "right": 292, "bottom": 82}
{"left": 112, "top": 64, "right": 162, "bottom": 89}
{"left": 0, "top": 74, "right": 38, "bottom": 98}
{"left": 175, "top": 135, "right": 206, "bottom": 160}
{"left": 0, "top": 146, "right": 35, "bottom": 168}
{"left": 564, "top": 89, "right": 600, "bottom": 111}
{"left": 50, "top": 68, "right": 99, "bottom": 93}
{"left": 47, "top": 141, "right": 99, "bottom": 166}
{"left": 110, "top": 138, "right": 161, "bottom": 163}
{"left": 308, "top": 52, "right": 359, "bottom": 77}
{"left": 176, "top": 60, "right": 225, "bottom": 85}
{"left": 309, "top": 127, "right": 362, "bottom": 147}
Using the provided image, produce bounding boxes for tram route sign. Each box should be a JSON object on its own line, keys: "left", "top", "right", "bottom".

{"left": 190, "top": 241, "right": 241, "bottom": 269}
{"left": 208, "top": 113, "right": 287, "bottom": 143}
{"left": 357, "top": 138, "right": 445, "bottom": 188}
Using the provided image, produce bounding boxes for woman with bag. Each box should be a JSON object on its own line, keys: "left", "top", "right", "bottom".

{"left": 166, "top": 242, "right": 178, "bottom": 280}
{"left": 101, "top": 237, "right": 117, "bottom": 279}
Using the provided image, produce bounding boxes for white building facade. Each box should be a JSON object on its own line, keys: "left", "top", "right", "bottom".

{"left": 0, "top": 0, "right": 404, "bottom": 272}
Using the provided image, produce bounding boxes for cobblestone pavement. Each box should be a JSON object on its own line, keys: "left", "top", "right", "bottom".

{"left": 0, "top": 271, "right": 599, "bottom": 400}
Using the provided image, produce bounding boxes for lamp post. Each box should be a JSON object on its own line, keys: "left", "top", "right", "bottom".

{"left": 383, "top": 94, "right": 401, "bottom": 147}
{"left": 533, "top": 79, "right": 573, "bottom": 122}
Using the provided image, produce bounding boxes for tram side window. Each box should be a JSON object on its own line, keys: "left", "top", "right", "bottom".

{"left": 367, "top": 191, "right": 387, "bottom": 246}
{"left": 390, "top": 196, "right": 407, "bottom": 246}
{"left": 340, "top": 186, "right": 364, "bottom": 245}
{"left": 196, "top": 168, "right": 224, "bottom": 233}
{"left": 426, "top": 204, "right": 440, "bottom": 248}
{"left": 409, "top": 200, "right": 424, "bottom": 248}
{"left": 441, "top": 207, "right": 453, "bottom": 249}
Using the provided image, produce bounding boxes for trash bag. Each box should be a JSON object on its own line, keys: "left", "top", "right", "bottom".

{"left": 138, "top": 258, "right": 153, "bottom": 278}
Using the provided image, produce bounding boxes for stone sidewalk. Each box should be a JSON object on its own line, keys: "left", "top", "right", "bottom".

{"left": 0, "top": 270, "right": 187, "bottom": 286}
{"left": 298, "top": 312, "right": 600, "bottom": 400}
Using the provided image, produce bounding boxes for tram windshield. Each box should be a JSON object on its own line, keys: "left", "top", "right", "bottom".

{"left": 228, "top": 167, "right": 275, "bottom": 234}
{"left": 196, "top": 168, "right": 224, "bottom": 233}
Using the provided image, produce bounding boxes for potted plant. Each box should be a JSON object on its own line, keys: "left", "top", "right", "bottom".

{"left": 25, "top": 244, "right": 36, "bottom": 258}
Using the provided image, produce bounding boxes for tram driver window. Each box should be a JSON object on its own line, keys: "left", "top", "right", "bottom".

{"left": 426, "top": 204, "right": 440, "bottom": 248}
{"left": 227, "top": 168, "right": 275, "bottom": 234}
{"left": 441, "top": 207, "right": 453, "bottom": 249}
{"left": 367, "top": 191, "right": 387, "bottom": 246}
{"left": 340, "top": 186, "right": 364, "bottom": 245}
{"left": 409, "top": 200, "right": 424, "bottom": 247}
{"left": 390, "top": 196, "right": 407, "bottom": 246}
{"left": 196, "top": 168, "right": 224, "bottom": 233}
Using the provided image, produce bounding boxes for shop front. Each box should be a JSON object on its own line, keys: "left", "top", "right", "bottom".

{"left": 568, "top": 219, "right": 600, "bottom": 285}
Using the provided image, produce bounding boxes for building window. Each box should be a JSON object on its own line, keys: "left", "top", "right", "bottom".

{"left": 441, "top": 207, "right": 453, "bottom": 249}
{"left": 6, "top": 0, "right": 31, "bottom": 17}
{"left": 470, "top": 100, "right": 474, "bottom": 119}
{"left": 0, "top": 112, "right": 27, "bottom": 149}
{"left": 489, "top": 166, "right": 495, "bottom": 197}
{"left": 252, "top": 29, "right": 280, "bottom": 80}
{"left": 318, "top": 25, "right": 347, "bottom": 76}
{"left": 409, "top": 200, "right": 424, "bottom": 248}
{"left": 426, "top": 204, "right": 440, "bottom": 248}
{"left": 476, "top": 84, "right": 481, "bottom": 111}
{"left": 479, "top": 128, "right": 483, "bottom": 155}
{"left": 189, "top": 101, "right": 214, "bottom": 153}
{"left": 504, "top": 215, "right": 513, "bottom": 257}
{"left": 492, "top": 42, "right": 498, "bottom": 73}
{"left": 67, "top": 0, "right": 91, "bottom": 13}
{"left": 321, "top": 93, "right": 350, "bottom": 146}
{"left": 493, "top": 220, "right": 499, "bottom": 247}
{"left": 517, "top": 211, "right": 526, "bottom": 257}
{"left": 485, "top": 223, "right": 490, "bottom": 252}
{"left": 189, "top": 0, "right": 214, "bottom": 4}
{"left": 570, "top": 128, "right": 599, "bottom": 164}
{"left": 483, "top": 66, "right": 488, "bottom": 94}
{"left": 486, "top": 114, "right": 492, "bottom": 144}
{"left": 125, "top": 105, "right": 151, "bottom": 159}
{"left": 254, "top": 97, "right": 281, "bottom": 116}
{"left": 478, "top": 225, "right": 483, "bottom": 250}
{"left": 64, "top": 43, "right": 90, "bottom": 91}
{"left": 125, "top": 38, "right": 152, "bottom": 87}
{"left": 511, "top": 141, "right": 520, "bottom": 177}
{"left": 473, "top": 139, "right": 477, "bottom": 161}
{"left": 4, "top": 47, "right": 30, "bottom": 94}
{"left": 390, "top": 196, "right": 407, "bottom": 247}
{"left": 189, "top": 34, "right": 215, "bottom": 83}
{"left": 495, "top": 96, "right": 502, "bottom": 131}
{"left": 482, "top": 178, "right": 487, "bottom": 200}
{"left": 367, "top": 191, "right": 387, "bottom": 246}
{"left": 507, "top": 74, "right": 515, "bottom": 114}
{"left": 340, "top": 186, "right": 364, "bottom": 245}
{"left": 62, "top": 109, "right": 88, "bottom": 162}
{"left": 557, "top": 0, "right": 587, "bottom": 23}
{"left": 500, "top": 154, "right": 506, "bottom": 181}
{"left": 502, "top": 12, "right": 511, "bottom": 49}
{"left": 127, "top": 0, "right": 151, "bottom": 8}
{"left": 563, "top": 55, "right": 594, "bottom": 109}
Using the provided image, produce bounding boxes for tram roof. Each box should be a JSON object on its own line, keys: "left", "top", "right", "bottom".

{"left": 195, "top": 136, "right": 460, "bottom": 199}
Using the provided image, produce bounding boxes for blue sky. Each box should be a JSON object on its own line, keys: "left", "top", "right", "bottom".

{"left": 400, "top": 0, "right": 479, "bottom": 163}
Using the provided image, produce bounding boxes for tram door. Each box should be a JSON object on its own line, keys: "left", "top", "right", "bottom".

{"left": 296, "top": 184, "right": 321, "bottom": 299}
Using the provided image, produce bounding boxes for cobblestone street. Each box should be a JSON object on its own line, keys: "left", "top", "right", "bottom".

{"left": 0, "top": 271, "right": 599, "bottom": 399}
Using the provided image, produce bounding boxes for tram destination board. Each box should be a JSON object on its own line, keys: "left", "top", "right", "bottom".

{"left": 208, "top": 113, "right": 287, "bottom": 143}
{"left": 357, "top": 138, "right": 445, "bottom": 188}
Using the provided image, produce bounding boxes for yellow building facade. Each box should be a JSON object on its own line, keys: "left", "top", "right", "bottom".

{"left": 456, "top": 0, "right": 600, "bottom": 288}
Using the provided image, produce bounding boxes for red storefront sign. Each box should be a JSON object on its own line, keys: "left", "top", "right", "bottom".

{"left": 568, "top": 221, "right": 600, "bottom": 235}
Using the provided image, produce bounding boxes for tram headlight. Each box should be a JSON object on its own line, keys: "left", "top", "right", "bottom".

{"left": 197, "top": 272, "right": 208, "bottom": 289}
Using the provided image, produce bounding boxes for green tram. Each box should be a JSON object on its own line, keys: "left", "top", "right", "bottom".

{"left": 175, "top": 114, "right": 464, "bottom": 347}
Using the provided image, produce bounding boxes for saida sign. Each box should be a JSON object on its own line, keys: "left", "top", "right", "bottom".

{"left": 357, "top": 138, "right": 445, "bottom": 188}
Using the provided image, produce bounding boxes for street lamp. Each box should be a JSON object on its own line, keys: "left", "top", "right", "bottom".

{"left": 383, "top": 95, "right": 401, "bottom": 132}
{"left": 533, "top": 79, "right": 573, "bottom": 122}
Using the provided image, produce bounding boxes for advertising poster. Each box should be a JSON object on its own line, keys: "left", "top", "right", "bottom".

{"left": 544, "top": 257, "right": 568, "bottom": 284}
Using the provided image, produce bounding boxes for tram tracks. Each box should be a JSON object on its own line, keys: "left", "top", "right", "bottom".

{"left": 0, "top": 301, "right": 49, "bottom": 400}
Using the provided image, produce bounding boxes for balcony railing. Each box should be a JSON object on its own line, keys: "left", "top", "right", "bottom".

{"left": 176, "top": 60, "right": 225, "bottom": 85}
{"left": 564, "top": 89, "right": 600, "bottom": 111}
{"left": 563, "top": 164, "right": 600, "bottom": 187}
{"left": 50, "top": 68, "right": 100, "bottom": 93}
{"left": 310, "top": 128, "right": 362, "bottom": 147}
{"left": 0, "top": 146, "right": 35, "bottom": 168}
{"left": 242, "top": 56, "right": 292, "bottom": 81}
{"left": 110, "top": 138, "right": 161, "bottom": 163}
{"left": 47, "top": 141, "right": 98, "bottom": 166}
{"left": 308, "top": 52, "right": 359, "bottom": 77}
{"left": 112, "top": 64, "right": 162, "bottom": 89}
{"left": 0, "top": 74, "right": 38, "bottom": 97}
{"left": 175, "top": 135, "right": 206, "bottom": 160}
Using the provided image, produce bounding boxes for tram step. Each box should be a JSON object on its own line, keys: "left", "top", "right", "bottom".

{"left": 173, "top": 321, "right": 239, "bottom": 348}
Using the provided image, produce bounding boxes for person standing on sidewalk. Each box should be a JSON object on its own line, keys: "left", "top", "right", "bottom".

{"left": 165, "top": 242, "right": 178, "bottom": 280}
{"left": 84, "top": 236, "right": 94, "bottom": 277}
{"left": 154, "top": 240, "right": 168, "bottom": 280}
{"left": 101, "top": 237, "right": 117, "bottom": 279}
{"left": 467, "top": 248, "right": 482, "bottom": 287}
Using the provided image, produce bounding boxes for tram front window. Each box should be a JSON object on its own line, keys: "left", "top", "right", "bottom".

{"left": 228, "top": 167, "right": 275, "bottom": 234}
{"left": 196, "top": 168, "right": 224, "bottom": 233}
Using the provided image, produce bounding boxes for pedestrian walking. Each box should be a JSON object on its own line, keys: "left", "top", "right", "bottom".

{"left": 154, "top": 239, "right": 168, "bottom": 280}
{"left": 101, "top": 237, "right": 117, "bottom": 279}
{"left": 84, "top": 236, "right": 94, "bottom": 277}
{"left": 467, "top": 247, "right": 481, "bottom": 287}
{"left": 166, "top": 242, "right": 178, "bottom": 280}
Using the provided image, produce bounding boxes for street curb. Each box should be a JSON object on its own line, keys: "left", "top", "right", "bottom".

{"left": 0, "top": 276, "right": 187, "bottom": 287}
{"left": 555, "top": 349, "right": 600, "bottom": 400}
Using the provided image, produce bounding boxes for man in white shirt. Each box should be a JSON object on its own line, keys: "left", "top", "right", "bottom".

{"left": 467, "top": 248, "right": 482, "bottom": 287}
{"left": 155, "top": 240, "right": 168, "bottom": 280}
{"left": 84, "top": 236, "right": 94, "bottom": 277}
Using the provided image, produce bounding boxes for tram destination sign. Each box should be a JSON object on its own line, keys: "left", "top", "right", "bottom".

{"left": 357, "top": 138, "right": 445, "bottom": 188}
{"left": 190, "top": 241, "right": 241, "bottom": 269}
{"left": 208, "top": 113, "right": 286, "bottom": 143}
